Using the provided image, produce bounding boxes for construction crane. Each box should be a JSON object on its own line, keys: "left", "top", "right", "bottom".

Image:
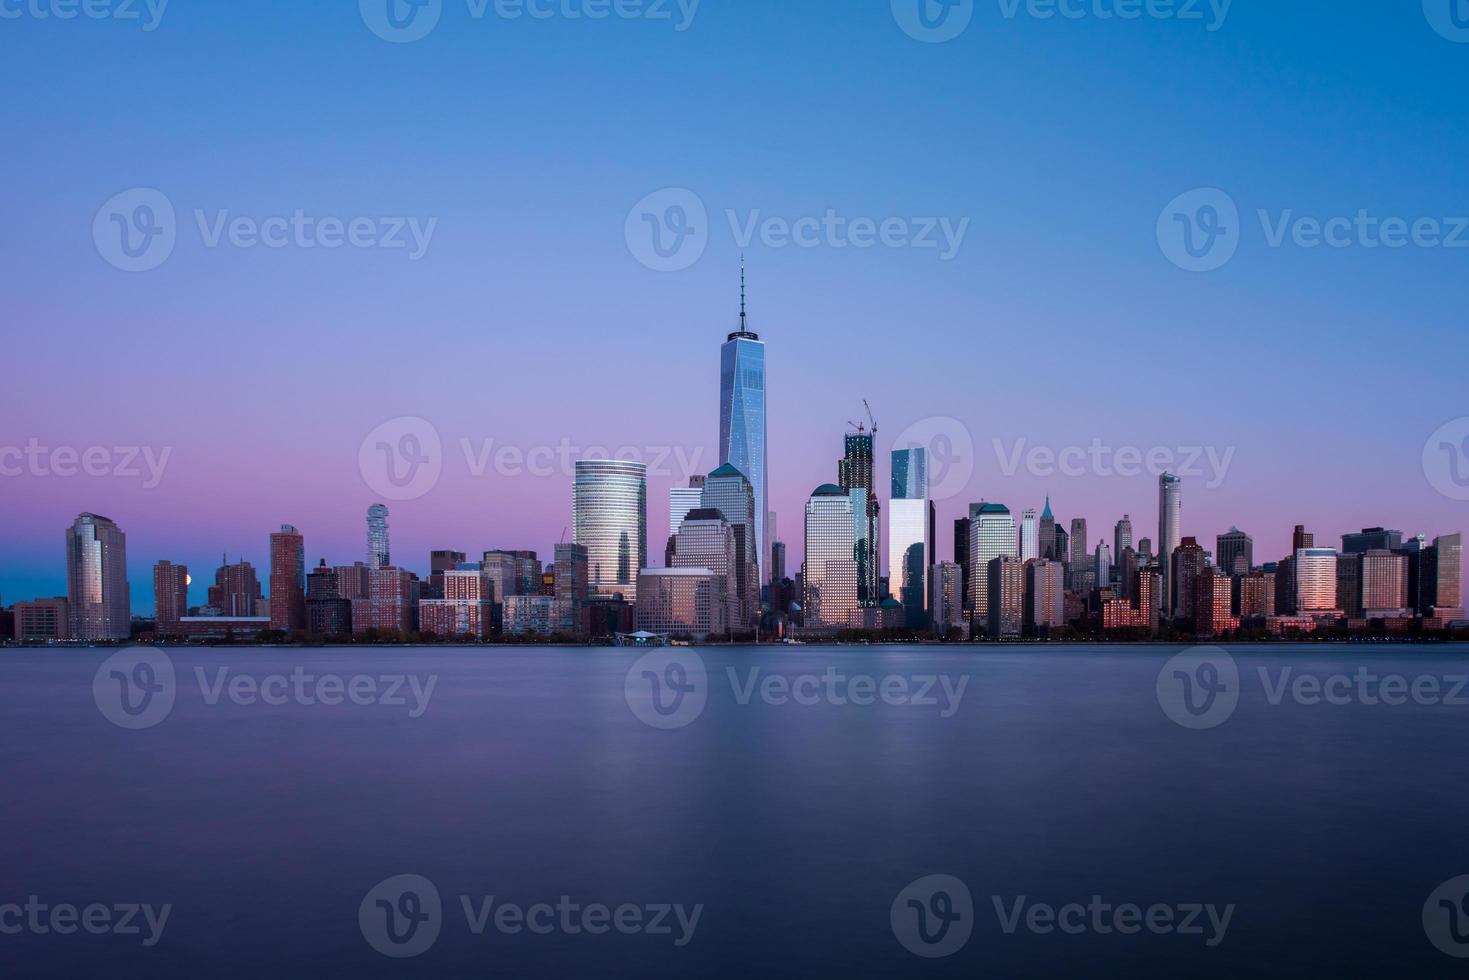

{"left": 863, "top": 399, "right": 877, "bottom": 440}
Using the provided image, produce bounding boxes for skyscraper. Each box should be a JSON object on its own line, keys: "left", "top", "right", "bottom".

{"left": 269, "top": 524, "right": 306, "bottom": 632}
{"left": 803, "top": 484, "right": 858, "bottom": 628}
{"left": 1113, "top": 515, "right": 1133, "bottom": 566}
{"left": 987, "top": 556, "right": 1026, "bottom": 639}
{"left": 1425, "top": 533, "right": 1463, "bottom": 617}
{"left": 701, "top": 463, "right": 759, "bottom": 627}
{"left": 1170, "top": 537, "right": 1207, "bottom": 620}
{"left": 1039, "top": 497, "right": 1057, "bottom": 560}
{"left": 367, "top": 504, "right": 390, "bottom": 568}
{"left": 954, "top": 517, "right": 972, "bottom": 608}
{"left": 1295, "top": 548, "right": 1341, "bottom": 617}
{"left": 1069, "top": 518, "right": 1089, "bottom": 567}
{"left": 719, "top": 261, "right": 768, "bottom": 583}
{"left": 670, "top": 507, "right": 738, "bottom": 628}
{"left": 1340, "top": 527, "right": 1404, "bottom": 555}
{"left": 1216, "top": 527, "right": 1253, "bottom": 576}
{"left": 66, "top": 513, "right": 130, "bottom": 640}
{"left": 1020, "top": 508, "right": 1039, "bottom": 562}
{"left": 967, "top": 503, "right": 1017, "bottom": 622}
{"left": 668, "top": 476, "right": 707, "bottom": 537}
{"left": 1095, "top": 542, "right": 1113, "bottom": 588}
{"left": 1025, "top": 558, "right": 1066, "bottom": 635}
{"left": 573, "top": 459, "right": 648, "bottom": 601}
{"left": 889, "top": 447, "right": 932, "bottom": 625}
{"left": 1158, "top": 473, "right": 1182, "bottom": 615}
{"left": 1292, "top": 525, "right": 1315, "bottom": 552}
{"left": 209, "top": 557, "right": 264, "bottom": 617}
{"left": 929, "top": 561, "right": 963, "bottom": 636}
{"left": 153, "top": 560, "right": 188, "bottom": 628}
{"left": 839, "top": 430, "right": 880, "bottom": 606}
{"left": 553, "top": 542, "right": 590, "bottom": 637}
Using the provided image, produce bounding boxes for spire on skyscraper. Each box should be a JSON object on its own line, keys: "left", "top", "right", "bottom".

{"left": 730, "top": 256, "right": 757, "bottom": 341}
{"left": 1041, "top": 496, "right": 1053, "bottom": 520}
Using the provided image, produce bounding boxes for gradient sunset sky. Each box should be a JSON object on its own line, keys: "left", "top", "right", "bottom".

{"left": 3, "top": 1, "right": 1466, "bottom": 611}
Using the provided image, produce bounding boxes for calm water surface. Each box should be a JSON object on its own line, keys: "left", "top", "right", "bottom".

{"left": 3, "top": 644, "right": 1468, "bottom": 978}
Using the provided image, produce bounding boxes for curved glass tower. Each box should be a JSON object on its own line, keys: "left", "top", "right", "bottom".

{"left": 720, "top": 262, "right": 768, "bottom": 585}
{"left": 573, "top": 459, "right": 648, "bottom": 601}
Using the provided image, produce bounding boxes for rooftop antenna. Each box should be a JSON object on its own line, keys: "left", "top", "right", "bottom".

{"left": 739, "top": 253, "right": 747, "bottom": 330}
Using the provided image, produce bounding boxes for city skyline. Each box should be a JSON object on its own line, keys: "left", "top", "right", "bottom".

{"left": 5, "top": 5, "right": 1468, "bottom": 614}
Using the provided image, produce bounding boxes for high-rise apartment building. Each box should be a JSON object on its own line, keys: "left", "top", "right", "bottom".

{"left": 1170, "top": 537, "right": 1207, "bottom": 620}
{"left": 153, "top": 560, "right": 188, "bottom": 628}
{"left": 986, "top": 556, "right": 1026, "bottom": 639}
{"left": 269, "top": 524, "right": 306, "bottom": 632}
{"left": 66, "top": 513, "right": 131, "bottom": 641}
{"left": 367, "top": 504, "right": 391, "bottom": 568}
{"left": 929, "top": 561, "right": 964, "bottom": 636}
{"left": 1295, "top": 548, "right": 1341, "bottom": 617}
{"left": 208, "top": 557, "right": 263, "bottom": 617}
{"left": 1025, "top": 558, "right": 1066, "bottom": 635}
{"left": 1158, "top": 473, "right": 1182, "bottom": 615}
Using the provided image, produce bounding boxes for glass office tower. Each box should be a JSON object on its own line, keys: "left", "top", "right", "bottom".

{"left": 720, "top": 268, "right": 768, "bottom": 585}
{"left": 803, "top": 484, "right": 858, "bottom": 628}
{"left": 889, "top": 447, "right": 932, "bottom": 626}
{"left": 574, "top": 459, "right": 648, "bottom": 601}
